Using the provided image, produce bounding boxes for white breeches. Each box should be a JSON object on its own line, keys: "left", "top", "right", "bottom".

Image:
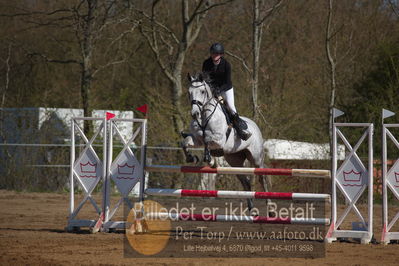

{"left": 221, "top": 88, "right": 237, "bottom": 114}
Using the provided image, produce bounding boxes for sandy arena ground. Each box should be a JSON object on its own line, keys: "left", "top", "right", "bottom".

{"left": 0, "top": 190, "right": 398, "bottom": 265}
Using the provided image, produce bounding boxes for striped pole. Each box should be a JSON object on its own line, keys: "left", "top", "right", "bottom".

{"left": 145, "top": 165, "right": 331, "bottom": 179}
{"left": 145, "top": 212, "right": 330, "bottom": 225}
{"left": 145, "top": 188, "right": 330, "bottom": 202}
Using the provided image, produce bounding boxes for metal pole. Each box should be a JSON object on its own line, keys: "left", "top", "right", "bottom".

{"left": 102, "top": 118, "right": 109, "bottom": 224}
{"left": 69, "top": 119, "right": 75, "bottom": 216}
{"left": 382, "top": 124, "right": 388, "bottom": 241}
{"left": 368, "top": 124, "right": 374, "bottom": 239}
{"left": 139, "top": 119, "right": 147, "bottom": 204}
{"left": 331, "top": 121, "right": 337, "bottom": 231}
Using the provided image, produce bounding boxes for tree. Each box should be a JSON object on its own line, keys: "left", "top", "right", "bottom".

{"left": 388, "top": 0, "right": 399, "bottom": 17}
{"left": 226, "top": 0, "right": 283, "bottom": 121}
{"left": 325, "top": 0, "right": 336, "bottom": 144}
{"left": 251, "top": 0, "right": 283, "bottom": 120}
{"left": 0, "top": 43, "right": 10, "bottom": 109}
{"left": 3, "top": 0, "right": 138, "bottom": 134}
{"left": 134, "top": 0, "right": 233, "bottom": 136}
{"left": 348, "top": 41, "right": 399, "bottom": 145}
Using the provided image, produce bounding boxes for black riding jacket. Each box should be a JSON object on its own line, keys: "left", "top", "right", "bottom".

{"left": 202, "top": 57, "right": 232, "bottom": 92}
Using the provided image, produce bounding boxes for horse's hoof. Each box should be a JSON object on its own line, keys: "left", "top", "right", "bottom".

{"left": 203, "top": 154, "right": 211, "bottom": 164}
{"left": 186, "top": 154, "right": 195, "bottom": 163}
{"left": 208, "top": 157, "right": 216, "bottom": 168}
{"left": 186, "top": 154, "right": 199, "bottom": 164}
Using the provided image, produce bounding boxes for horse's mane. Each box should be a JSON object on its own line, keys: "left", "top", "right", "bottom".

{"left": 191, "top": 72, "right": 213, "bottom": 87}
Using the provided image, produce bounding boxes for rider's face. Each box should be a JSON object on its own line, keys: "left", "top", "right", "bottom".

{"left": 211, "top": 53, "right": 222, "bottom": 63}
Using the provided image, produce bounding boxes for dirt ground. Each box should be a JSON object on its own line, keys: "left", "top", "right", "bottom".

{"left": 1, "top": 190, "right": 398, "bottom": 266}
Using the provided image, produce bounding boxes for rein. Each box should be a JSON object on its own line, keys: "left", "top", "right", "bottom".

{"left": 190, "top": 82, "right": 223, "bottom": 136}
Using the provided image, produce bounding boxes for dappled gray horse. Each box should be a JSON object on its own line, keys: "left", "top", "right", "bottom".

{"left": 181, "top": 72, "right": 270, "bottom": 212}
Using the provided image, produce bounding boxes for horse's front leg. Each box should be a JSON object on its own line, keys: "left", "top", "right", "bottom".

{"left": 203, "top": 143, "right": 211, "bottom": 164}
{"left": 181, "top": 133, "right": 200, "bottom": 164}
{"left": 203, "top": 142, "right": 217, "bottom": 167}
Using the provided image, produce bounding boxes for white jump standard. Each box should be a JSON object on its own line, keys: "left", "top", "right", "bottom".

{"left": 66, "top": 117, "right": 108, "bottom": 233}
{"left": 381, "top": 109, "right": 399, "bottom": 244}
{"left": 325, "top": 109, "right": 374, "bottom": 244}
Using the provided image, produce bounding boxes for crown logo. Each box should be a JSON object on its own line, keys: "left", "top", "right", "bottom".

{"left": 80, "top": 161, "right": 97, "bottom": 178}
{"left": 80, "top": 161, "right": 97, "bottom": 173}
{"left": 394, "top": 172, "right": 399, "bottom": 187}
{"left": 395, "top": 172, "right": 399, "bottom": 183}
{"left": 343, "top": 169, "right": 362, "bottom": 186}
{"left": 116, "top": 163, "right": 135, "bottom": 180}
{"left": 118, "top": 163, "right": 135, "bottom": 174}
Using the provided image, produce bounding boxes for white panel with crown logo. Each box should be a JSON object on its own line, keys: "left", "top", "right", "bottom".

{"left": 73, "top": 148, "right": 103, "bottom": 192}
{"left": 387, "top": 159, "right": 399, "bottom": 196}
{"left": 337, "top": 156, "right": 367, "bottom": 199}
{"left": 110, "top": 149, "right": 141, "bottom": 196}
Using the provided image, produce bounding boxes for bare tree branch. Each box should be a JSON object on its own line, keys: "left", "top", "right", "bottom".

{"left": 133, "top": 6, "right": 179, "bottom": 44}
{"left": 258, "top": 0, "right": 283, "bottom": 25}
{"left": 104, "top": 23, "right": 139, "bottom": 55}
{"left": 27, "top": 52, "right": 81, "bottom": 65}
{"left": 0, "top": 8, "right": 71, "bottom": 18}
{"left": 339, "top": 28, "right": 354, "bottom": 66}
{"left": 192, "top": 0, "right": 234, "bottom": 17}
{"left": 185, "top": 0, "right": 206, "bottom": 27}
{"left": 92, "top": 57, "right": 129, "bottom": 77}
{"left": 1, "top": 43, "right": 11, "bottom": 108}
{"left": 225, "top": 50, "right": 251, "bottom": 74}
{"left": 139, "top": 24, "right": 175, "bottom": 82}
{"left": 187, "top": 1, "right": 210, "bottom": 45}
{"left": 388, "top": 0, "right": 399, "bottom": 17}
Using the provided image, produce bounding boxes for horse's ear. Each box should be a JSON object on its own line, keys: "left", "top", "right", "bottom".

{"left": 187, "top": 73, "right": 193, "bottom": 83}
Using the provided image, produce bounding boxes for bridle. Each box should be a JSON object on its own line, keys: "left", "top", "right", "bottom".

{"left": 188, "top": 78, "right": 231, "bottom": 161}
{"left": 189, "top": 81, "right": 223, "bottom": 133}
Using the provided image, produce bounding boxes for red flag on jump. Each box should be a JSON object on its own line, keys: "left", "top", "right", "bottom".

{"left": 106, "top": 112, "right": 115, "bottom": 120}
{"left": 136, "top": 104, "right": 148, "bottom": 114}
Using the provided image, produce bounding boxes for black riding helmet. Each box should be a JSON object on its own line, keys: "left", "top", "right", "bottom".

{"left": 210, "top": 43, "right": 224, "bottom": 54}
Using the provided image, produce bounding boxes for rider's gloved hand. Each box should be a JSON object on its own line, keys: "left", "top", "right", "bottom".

{"left": 213, "top": 86, "right": 222, "bottom": 97}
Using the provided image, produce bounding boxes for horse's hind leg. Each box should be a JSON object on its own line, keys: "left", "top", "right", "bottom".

{"left": 244, "top": 148, "right": 270, "bottom": 192}
{"left": 224, "top": 152, "right": 254, "bottom": 213}
{"left": 245, "top": 149, "right": 274, "bottom": 215}
{"left": 237, "top": 175, "right": 254, "bottom": 213}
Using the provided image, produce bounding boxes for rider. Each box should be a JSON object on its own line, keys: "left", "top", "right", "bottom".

{"left": 202, "top": 43, "right": 252, "bottom": 141}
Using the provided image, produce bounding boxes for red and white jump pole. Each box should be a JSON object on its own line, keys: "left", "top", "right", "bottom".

{"left": 145, "top": 188, "right": 330, "bottom": 202}
{"left": 145, "top": 212, "right": 330, "bottom": 225}
{"left": 145, "top": 165, "right": 331, "bottom": 179}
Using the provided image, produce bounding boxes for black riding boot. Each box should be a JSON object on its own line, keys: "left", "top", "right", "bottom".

{"left": 232, "top": 113, "right": 252, "bottom": 141}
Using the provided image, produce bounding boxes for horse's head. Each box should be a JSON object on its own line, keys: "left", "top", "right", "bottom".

{"left": 187, "top": 72, "right": 213, "bottom": 120}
